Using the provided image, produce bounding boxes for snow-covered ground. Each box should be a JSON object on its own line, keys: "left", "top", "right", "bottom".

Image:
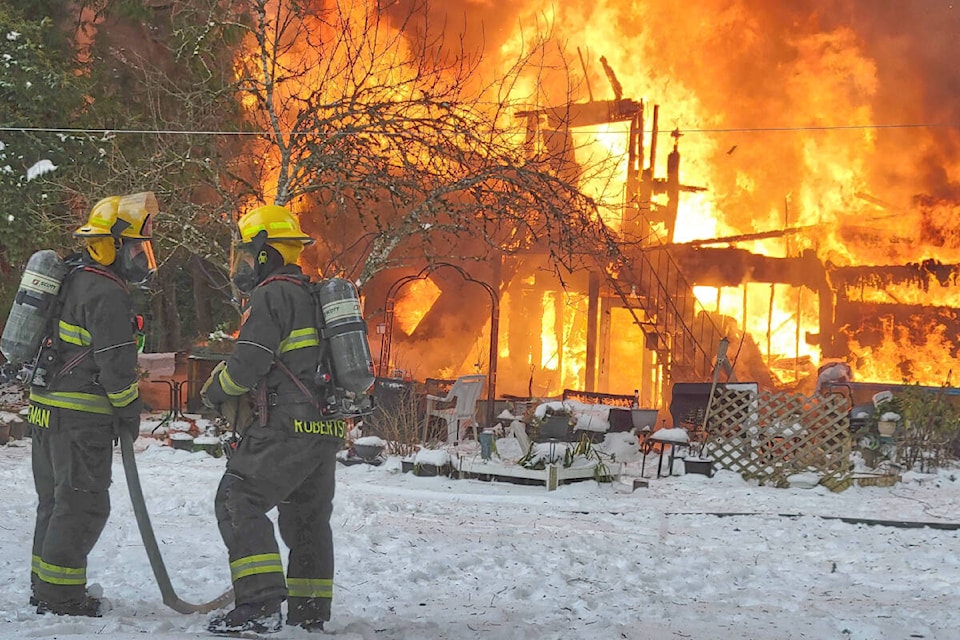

{"left": 2, "top": 414, "right": 960, "bottom": 640}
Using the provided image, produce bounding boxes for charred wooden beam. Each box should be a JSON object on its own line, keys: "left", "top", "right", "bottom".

{"left": 600, "top": 56, "right": 623, "bottom": 101}
{"left": 837, "top": 224, "right": 916, "bottom": 247}
{"left": 665, "top": 225, "right": 815, "bottom": 247}
{"left": 659, "top": 246, "right": 825, "bottom": 289}
{"left": 829, "top": 260, "right": 960, "bottom": 290}
{"left": 515, "top": 100, "right": 641, "bottom": 129}
{"left": 835, "top": 298, "right": 960, "bottom": 334}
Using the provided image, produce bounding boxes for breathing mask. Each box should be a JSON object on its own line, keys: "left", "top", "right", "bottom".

{"left": 231, "top": 230, "right": 284, "bottom": 294}
{"left": 118, "top": 239, "right": 157, "bottom": 287}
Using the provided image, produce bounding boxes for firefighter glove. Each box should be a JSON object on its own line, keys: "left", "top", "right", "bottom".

{"left": 113, "top": 397, "right": 143, "bottom": 442}
{"left": 219, "top": 394, "right": 256, "bottom": 435}
{"left": 201, "top": 362, "right": 227, "bottom": 409}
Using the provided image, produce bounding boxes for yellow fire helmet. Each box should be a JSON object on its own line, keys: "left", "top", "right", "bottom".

{"left": 74, "top": 191, "right": 157, "bottom": 239}
{"left": 237, "top": 204, "right": 314, "bottom": 245}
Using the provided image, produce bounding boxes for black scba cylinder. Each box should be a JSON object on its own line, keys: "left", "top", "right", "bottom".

{"left": 1, "top": 250, "right": 67, "bottom": 367}
{"left": 316, "top": 277, "right": 375, "bottom": 397}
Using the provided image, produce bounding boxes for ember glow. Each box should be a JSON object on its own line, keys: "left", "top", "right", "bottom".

{"left": 248, "top": 1, "right": 960, "bottom": 398}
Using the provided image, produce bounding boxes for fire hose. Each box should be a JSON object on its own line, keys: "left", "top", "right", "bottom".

{"left": 119, "top": 429, "right": 234, "bottom": 614}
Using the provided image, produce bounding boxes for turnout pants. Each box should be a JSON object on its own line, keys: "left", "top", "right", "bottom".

{"left": 30, "top": 408, "right": 113, "bottom": 604}
{"left": 215, "top": 419, "right": 340, "bottom": 620}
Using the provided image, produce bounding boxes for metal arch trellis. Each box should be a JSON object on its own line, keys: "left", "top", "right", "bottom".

{"left": 379, "top": 262, "right": 500, "bottom": 430}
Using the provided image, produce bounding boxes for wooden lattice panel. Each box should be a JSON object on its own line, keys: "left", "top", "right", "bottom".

{"left": 703, "top": 388, "right": 852, "bottom": 489}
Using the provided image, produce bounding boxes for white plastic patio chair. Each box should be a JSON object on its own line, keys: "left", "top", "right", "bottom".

{"left": 422, "top": 374, "right": 486, "bottom": 444}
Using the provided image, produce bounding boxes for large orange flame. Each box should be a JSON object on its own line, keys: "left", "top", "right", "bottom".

{"left": 243, "top": 0, "right": 960, "bottom": 394}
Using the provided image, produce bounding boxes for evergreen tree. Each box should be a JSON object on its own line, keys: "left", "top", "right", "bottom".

{"left": 0, "top": 3, "right": 91, "bottom": 269}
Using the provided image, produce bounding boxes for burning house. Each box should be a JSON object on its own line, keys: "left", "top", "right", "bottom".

{"left": 360, "top": 1, "right": 960, "bottom": 411}
{"left": 222, "top": 0, "right": 960, "bottom": 416}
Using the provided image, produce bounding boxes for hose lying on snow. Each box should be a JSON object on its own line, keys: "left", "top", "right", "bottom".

{"left": 119, "top": 429, "right": 234, "bottom": 614}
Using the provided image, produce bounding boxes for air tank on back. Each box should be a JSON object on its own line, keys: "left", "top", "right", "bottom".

{"left": 1, "top": 250, "right": 67, "bottom": 367}
{"left": 316, "top": 277, "right": 375, "bottom": 395}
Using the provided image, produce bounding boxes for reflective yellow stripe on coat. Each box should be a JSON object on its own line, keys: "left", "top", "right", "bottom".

{"left": 218, "top": 366, "right": 250, "bottom": 395}
{"left": 278, "top": 327, "right": 319, "bottom": 354}
{"left": 107, "top": 380, "right": 139, "bottom": 408}
{"left": 58, "top": 320, "right": 92, "bottom": 347}
{"left": 30, "top": 390, "right": 112, "bottom": 414}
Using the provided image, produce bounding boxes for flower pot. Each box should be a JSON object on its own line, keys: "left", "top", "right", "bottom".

{"left": 193, "top": 436, "right": 223, "bottom": 457}
{"left": 9, "top": 417, "right": 27, "bottom": 440}
{"left": 402, "top": 459, "right": 453, "bottom": 477}
{"left": 169, "top": 433, "right": 195, "bottom": 451}
{"left": 354, "top": 443, "right": 385, "bottom": 460}
{"left": 534, "top": 415, "right": 573, "bottom": 442}
{"left": 877, "top": 420, "right": 897, "bottom": 437}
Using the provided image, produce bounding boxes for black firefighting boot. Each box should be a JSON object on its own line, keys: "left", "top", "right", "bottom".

{"left": 287, "top": 618, "right": 324, "bottom": 632}
{"left": 207, "top": 599, "right": 283, "bottom": 635}
{"left": 286, "top": 599, "right": 327, "bottom": 632}
{"left": 36, "top": 593, "right": 102, "bottom": 617}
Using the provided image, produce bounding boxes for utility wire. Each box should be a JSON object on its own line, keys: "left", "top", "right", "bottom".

{"left": 2, "top": 122, "right": 960, "bottom": 137}
{"left": 0, "top": 126, "right": 263, "bottom": 136}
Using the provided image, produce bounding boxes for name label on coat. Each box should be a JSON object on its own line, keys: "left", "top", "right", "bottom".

{"left": 293, "top": 418, "right": 346, "bottom": 438}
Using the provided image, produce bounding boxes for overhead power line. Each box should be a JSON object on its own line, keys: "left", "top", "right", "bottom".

{"left": 1, "top": 122, "right": 959, "bottom": 137}
{"left": 0, "top": 126, "right": 263, "bottom": 136}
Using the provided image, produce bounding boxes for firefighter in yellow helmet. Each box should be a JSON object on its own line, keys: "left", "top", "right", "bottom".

{"left": 74, "top": 192, "right": 158, "bottom": 286}
{"left": 228, "top": 203, "right": 314, "bottom": 294}
{"left": 202, "top": 204, "right": 339, "bottom": 634}
{"left": 28, "top": 192, "right": 159, "bottom": 616}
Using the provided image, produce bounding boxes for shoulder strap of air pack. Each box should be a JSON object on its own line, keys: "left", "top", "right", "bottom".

{"left": 258, "top": 273, "right": 327, "bottom": 412}
{"left": 258, "top": 273, "right": 309, "bottom": 288}
{"left": 45, "top": 263, "right": 97, "bottom": 384}
{"left": 46, "top": 261, "right": 125, "bottom": 385}
{"left": 79, "top": 264, "right": 127, "bottom": 290}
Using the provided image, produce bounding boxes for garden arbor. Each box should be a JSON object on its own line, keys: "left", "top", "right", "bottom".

{"left": 379, "top": 262, "right": 499, "bottom": 430}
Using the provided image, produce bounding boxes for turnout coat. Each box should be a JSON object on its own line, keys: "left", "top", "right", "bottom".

{"left": 203, "top": 264, "right": 342, "bottom": 622}
{"left": 27, "top": 258, "right": 141, "bottom": 605}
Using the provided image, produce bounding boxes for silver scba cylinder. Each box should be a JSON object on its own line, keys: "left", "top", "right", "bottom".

{"left": 316, "top": 277, "right": 375, "bottom": 395}
{"left": 1, "top": 250, "right": 67, "bottom": 366}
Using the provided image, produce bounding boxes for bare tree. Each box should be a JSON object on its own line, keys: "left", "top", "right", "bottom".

{"left": 223, "top": 0, "right": 626, "bottom": 285}
{"left": 26, "top": 0, "right": 632, "bottom": 352}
